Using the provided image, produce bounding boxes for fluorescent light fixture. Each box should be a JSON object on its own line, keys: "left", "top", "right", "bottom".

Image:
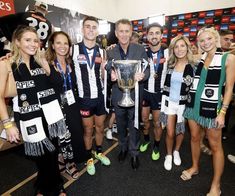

{"left": 99, "top": 20, "right": 110, "bottom": 35}
{"left": 149, "top": 14, "right": 165, "bottom": 26}
{"left": 54, "top": 27, "right": 61, "bottom": 32}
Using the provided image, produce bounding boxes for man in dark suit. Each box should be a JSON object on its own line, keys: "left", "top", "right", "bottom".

{"left": 106, "top": 19, "right": 149, "bottom": 170}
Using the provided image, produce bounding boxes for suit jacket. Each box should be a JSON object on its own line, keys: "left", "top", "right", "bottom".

{"left": 106, "top": 43, "right": 149, "bottom": 107}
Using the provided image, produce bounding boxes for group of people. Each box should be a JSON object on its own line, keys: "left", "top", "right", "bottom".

{"left": 0, "top": 2, "right": 235, "bottom": 195}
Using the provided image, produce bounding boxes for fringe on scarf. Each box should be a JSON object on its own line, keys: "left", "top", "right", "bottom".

{"left": 159, "top": 112, "right": 185, "bottom": 135}
{"left": 175, "top": 122, "right": 185, "bottom": 135}
{"left": 159, "top": 112, "right": 167, "bottom": 126}
{"left": 24, "top": 138, "right": 55, "bottom": 156}
{"left": 48, "top": 118, "right": 67, "bottom": 138}
{"left": 183, "top": 107, "right": 217, "bottom": 129}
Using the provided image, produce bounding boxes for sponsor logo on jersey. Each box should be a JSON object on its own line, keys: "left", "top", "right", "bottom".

{"left": 77, "top": 54, "right": 87, "bottom": 64}
{"left": 80, "top": 110, "right": 90, "bottom": 117}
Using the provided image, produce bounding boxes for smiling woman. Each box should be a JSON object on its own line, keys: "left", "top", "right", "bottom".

{"left": 160, "top": 34, "right": 194, "bottom": 171}
{"left": 45, "top": 31, "right": 88, "bottom": 179}
{"left": 182, "top": 26, "right": 235, "bottom": 196}
{"left": 0, "top": 26, "right": 67, "bottom": 196}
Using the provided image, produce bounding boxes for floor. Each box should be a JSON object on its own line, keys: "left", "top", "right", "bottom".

{"left": 1, "top": 116, "right": 235, "bottom": 196}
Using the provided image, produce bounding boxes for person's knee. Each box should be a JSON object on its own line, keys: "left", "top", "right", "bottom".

{"left": 84, "top": 128, "right": 93, "bottom": 137}
{"left": 209, "top": 140, "right": 222, "bottom": 153}
{"left": 191, "top": 134, "right": 200, "bottom": 143}
{"left": 142, "top": 116, "right": 149, "bottom": 123}
{"left": 166, "top": 130, "right": 174, "bottom": 139}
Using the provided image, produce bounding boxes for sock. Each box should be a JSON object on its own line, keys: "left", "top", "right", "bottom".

{"left": 154, "top": 140, "right": 160, "bottom": 148}
{"left": 87, "top": 149, "right": 92, "bottom": 159}
{"left": 96, "top": 145, "right": 102, "bottom": 154}
{"left": 144, "top": 134, "right": 150, "bottom": 142}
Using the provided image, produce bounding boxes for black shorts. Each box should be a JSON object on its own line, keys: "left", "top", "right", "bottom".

{"left": 142, "top": 90, "right": 162, "bottom": 110}
{"left": 79, "top": 96, "right": 106, "bottom": 118}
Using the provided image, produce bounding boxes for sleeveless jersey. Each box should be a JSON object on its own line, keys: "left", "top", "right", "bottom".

{"left": 72, "top": 42, "right": 105, "bottom": 99}
{"left": 144, "top": 47, "right": 168, "bottom": 93}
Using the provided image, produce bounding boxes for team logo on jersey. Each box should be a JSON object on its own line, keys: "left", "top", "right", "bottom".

{"left": 77, "top": 54, "right": 87, "bottom": 64}
{"left": 95, "top": 57, "right": 102, "bottom": 64}
{"left": 159, "top": 58, "right": 166, "bottom": 64}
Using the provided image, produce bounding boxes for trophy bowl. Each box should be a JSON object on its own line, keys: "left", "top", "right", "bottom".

{"left": 112, "top": 60, "right": 141, "bottom": 107}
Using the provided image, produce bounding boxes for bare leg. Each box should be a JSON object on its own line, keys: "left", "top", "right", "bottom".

{"left": 152, "top": 110, "right": 163, "bottom": 142}
{"left": 95, "top": 114, "right": 106, "bottom": 146}
{"left": 82, "top": 116, "right": 95, "bottom": 150}
{"left": 183, "top": 119, "right": 201, "bottom": 174}
{"left": 200, "top": 128, "right": 212, "bottom": 155}
{"left": 166, "top": 115, "right": 176, "bottom": 155}
{"left": 175, "top": 133, "right": 184, "bottom": 152}
{"left": 207, "top": 128, "right": 224, "bottom": 195}
{"left": 108, "top": 112, "right": 116, "bottom": 129}
{"left": 142, "top": 106, "right": 150, "bottom": 136}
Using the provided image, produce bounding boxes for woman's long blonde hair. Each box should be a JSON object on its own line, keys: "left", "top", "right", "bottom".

{"left": 167, "top": 34, "right": 193, "bottom": 68}
{"left": 10, "top": 26, "right": 40, "bottom": 67}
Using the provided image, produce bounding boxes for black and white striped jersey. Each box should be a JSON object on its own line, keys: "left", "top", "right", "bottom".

{"left": 72, "top": 42, "right": 105, "bottom": 99}
{"left": 144, "top": 47, "right": 168, "bottom": 93}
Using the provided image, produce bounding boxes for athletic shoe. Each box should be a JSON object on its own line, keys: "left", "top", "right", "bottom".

{"left": 106, "top": 129, "right": 113, "bottom": 140}
{"left": 228, "top": 154, "right": 235, "bottom": 164}
{"left": 151, "top": 148, "right": 160, "bottom": 161}
{"left": 139, "top": 141, "right": 150, "bottom": 152}
{"left": 95, "top": 152, "right": 111, "bottom": 166}
{"left": 112, "top": 123, "right": 118, "bottom": 133}
{"left": 173, "top": 150, "right": 181, "bottom": 166}
{"left": 86, "top": 158, "right": 95, "bottom": 175}
{"left": 164, "top": 155, "right": 172, "bottom": 171}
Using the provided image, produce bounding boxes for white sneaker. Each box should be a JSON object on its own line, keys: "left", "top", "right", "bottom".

{"left": 164, "top": 155, "right": 172, "bottom": 171}
{"left": 112, "top": 124, "right": 117, "bottom": 133}
{"left": 228, "top": 154, "right": 235, "bottom": 164}
{"left": 173, "top": 150, "right": 181, "bottom": 166}
{"left": 106, "top": 129, "right": 113, "bottom": 140}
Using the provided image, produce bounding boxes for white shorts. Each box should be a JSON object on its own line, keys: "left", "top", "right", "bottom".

{"left": 165, "top": 100, "right": 185, "bottom": 123}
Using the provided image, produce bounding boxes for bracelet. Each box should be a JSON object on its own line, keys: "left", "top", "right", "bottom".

{"left": 4, "top": 122, "right": 14, "bottom": 129}
{"left": 222, "top": 104, "right": 229, "bottom": 109}
{"left": 2, "top": 118, "right": 11, "bottom": 124}
{"left": 220, "top": 109, "right": 226, "bottom": 115}
{"left": 3, "top": 121, "right": 13, "bottom": 126}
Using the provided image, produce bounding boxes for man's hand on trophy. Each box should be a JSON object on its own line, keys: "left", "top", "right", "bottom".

{"left": 135, "top": 72, "right": 145, "bottom": 81}
{"left": 111, "top": 70, "right": 118, "bottom": 81}
{"left": 106, "top": 44, "right": 116, "bottom": 51}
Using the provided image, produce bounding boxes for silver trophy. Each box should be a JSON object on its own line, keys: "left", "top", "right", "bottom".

{"left": 113, "top": 60, "right": 141, "bottom": 107}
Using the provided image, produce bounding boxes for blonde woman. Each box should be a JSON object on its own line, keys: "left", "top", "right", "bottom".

{"left": 181, "top": 26, "right": 235, "bottom": 196}
{"left": 160, "top": 35, "right": 194, "bottom": 171}
{"left": 0, "top": 26, "right": 66, "bottom": 196}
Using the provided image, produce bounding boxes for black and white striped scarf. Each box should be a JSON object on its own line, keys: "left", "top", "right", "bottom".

{"left": 13, "top": 57, "right": 67, "bottom": 156}
{"left": 162, "top": 63, "right": 194, "bottom": 105}
{"left": 187, "top": 49, "right": 225, "bottom": 118}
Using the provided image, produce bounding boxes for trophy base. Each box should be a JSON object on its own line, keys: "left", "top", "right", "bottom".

{"left": 118, "top": 97, "right": 135, "bottom": 107}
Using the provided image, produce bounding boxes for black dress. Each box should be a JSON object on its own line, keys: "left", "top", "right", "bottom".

{"left": 49, "top": 63, "right": 88, "bottom": 163}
